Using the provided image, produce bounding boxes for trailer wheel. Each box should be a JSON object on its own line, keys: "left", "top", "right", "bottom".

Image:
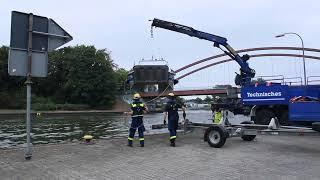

{"left": 255, "top": 109, "right": 275, "bottom": 125}
{"left": 240, "top": 121, "right": 256, "bottom": 141}
{"left": 241, "top": 135, "right": 256, "bottom": 141}
{"left": 205, "top": 126, "right": 227, "bottom": 148}
{"left": 312, "top": 122, "right": 320, "bottom": 132}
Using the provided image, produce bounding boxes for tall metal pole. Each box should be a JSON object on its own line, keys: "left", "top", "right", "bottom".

{"left": 275, "top": 32, "right": 306, "bottom": 85}
{"left": 296, "top": 33, "right": 307, "bottom": 85}
{"left": 25, "top": 13, "right": 33, "bottom": 160}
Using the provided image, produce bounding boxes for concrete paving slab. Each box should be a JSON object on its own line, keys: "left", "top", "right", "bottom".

{"left": 1, "top": 132, "right": 320, "bottom": 180}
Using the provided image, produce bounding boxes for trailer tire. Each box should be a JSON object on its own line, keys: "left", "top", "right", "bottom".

{"left": 312, "top": 122, "right": 320, "bottom": 132}
{"left": 205, "top": 126, "right": 227, "bottom": 148}
{"left": 241, "top": 135, "right": 256, "bottom": 141}
{"left": 255, "top": 109, "right": 275, "bottom": 125}
{"left": 240, "top": 121, "right": 256, "bottom": 141}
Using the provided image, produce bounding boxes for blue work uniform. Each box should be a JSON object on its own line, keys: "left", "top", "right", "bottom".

{"left": 128, "top": 100, "right": 146, "bottom": 147}
{"left": 164, "top": 99, "right": 182, "bottom": 144}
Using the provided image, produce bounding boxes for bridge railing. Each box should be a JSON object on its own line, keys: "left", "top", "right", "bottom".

{"left": 283, "top": 77, "right": 303, "bottom": 86}
{"left": 307, "top": 76, "right": 320, "bottom": 85}
{"left": 174, "top": 86, "right": 220, "bottom": 91}
{"left": 252, "top": 75, "right": 285, "bottom": 83}
{"left": 252, "top": 75, "right": 303, "bottom": 86}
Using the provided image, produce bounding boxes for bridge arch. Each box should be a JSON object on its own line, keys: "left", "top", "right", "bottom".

{"left": 176, "top": 53, "right": 320, "bottom": 80}
{"left": 174, "top": 46, "right": 320, "bottom": 74}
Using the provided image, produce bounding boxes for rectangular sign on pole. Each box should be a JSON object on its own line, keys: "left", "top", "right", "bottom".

{"left": 8, "top": 11, "right": 72, "bottom": 160}
{"left": 8, "top": 11, "right": 72, "bottom": 77}
{"left": 8, "top": 49, "right": 48, "bottom": 77}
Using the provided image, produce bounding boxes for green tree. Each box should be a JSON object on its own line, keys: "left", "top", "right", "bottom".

{"left": 0, "top": 46, "right": 25, "bottom": 108}
{"left": 34, "top": 45, "right": 117, "bottom": 108}
{"left": 194, "top": 97, "right": 203, "bottom": 104}
{"left": 204, "top": 95, "right": 212, "bottom": 103}
{"left": 0, "top": 45, "right": 123, "bottom": 109}
{"left": 114, "top": 68, "right": 128, "bottom": 94}
{"left": 176, "top": 96, "right": 185, "bottom": 106}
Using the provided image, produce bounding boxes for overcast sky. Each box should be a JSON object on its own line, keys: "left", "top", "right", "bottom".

{"left": 1, "top": 0, "right": 320, "bottom": 88}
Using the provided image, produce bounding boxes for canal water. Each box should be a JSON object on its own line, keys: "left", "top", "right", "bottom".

{"left": 0, "top": 110, "right": 248, "bottom": 148}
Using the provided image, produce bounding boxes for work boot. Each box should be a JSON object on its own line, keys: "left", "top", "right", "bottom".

{"left": 140, "top": 141, "right": 144, "bottom": 147}
{"left": 170, "top": 139, "right": 176, "bottom": 147}
{"left": 128, "top": 140, "right": 133, "bottom": 147}
{"left": 170, "top": 141, "right": 175, "bottom": 147}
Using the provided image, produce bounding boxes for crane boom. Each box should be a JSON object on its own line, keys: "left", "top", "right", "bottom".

{"left": 151, "top": 18, "right": 255, "bottom": 86}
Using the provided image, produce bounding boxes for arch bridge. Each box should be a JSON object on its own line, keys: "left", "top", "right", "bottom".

{"left": 140, "top": 46, "right": 320, "bottom": 98}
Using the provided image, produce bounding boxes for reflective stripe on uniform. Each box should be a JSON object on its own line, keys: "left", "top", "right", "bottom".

{"left": 214, "top": 112, "right": 222, "bottom": 124}
{"left": 170, "top": 136, "right": 177, "bottom": 140}
{"left": 131, "top": 103, "right": 144, "bottom": 107}
{"left": 139, "top": 138, "right": 144, "bottom": 141}
{"left": 128, "top": 137, "right": 133, "bottom": 141}
{"left": 131, "top": 115, "right": 143, "bottom": 117}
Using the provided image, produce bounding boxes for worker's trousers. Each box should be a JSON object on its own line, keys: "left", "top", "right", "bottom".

{"left": 128, "top": 117, "right": 145, "bottom": 146}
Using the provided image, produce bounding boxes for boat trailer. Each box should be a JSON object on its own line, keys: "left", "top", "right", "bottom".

{"left": 152, "top": 113, "right": 320, "bottom": 148}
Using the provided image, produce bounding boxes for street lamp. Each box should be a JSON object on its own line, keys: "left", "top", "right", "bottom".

{"left": 275, "top": 32, "right": 307, "bottom": 85}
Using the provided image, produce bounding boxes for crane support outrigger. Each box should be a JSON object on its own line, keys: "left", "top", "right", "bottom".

{"left": 151, "top": 18, "right": 256, "bottom": 86}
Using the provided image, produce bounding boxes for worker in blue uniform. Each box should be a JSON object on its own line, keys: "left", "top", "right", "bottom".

{"left": 163, "top": 93, "right": 186, "bottom": 147}
{"left": 124, "top": 93, "right": 148, "bottom": 147}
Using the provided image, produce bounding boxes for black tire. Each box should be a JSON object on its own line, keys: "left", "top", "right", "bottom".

{"left": 255, "top": 109, "right": 275, "bottom": 125}
{"left": 279, "top": 110, "right": 289, "bottom": 126}
{"left": 312, "top": 122, "right": 320, "bottom": 132}
{"left": 203, "top": 129, "right": 208, "bottom": 142}
{"left": 205, "top": 126, "right": 227, "bottom": 148}
{"left": 240, "top": 121, "right": 256, "bottom": 141}
{"left": 241, "top": 135, "right": 256, "bottom": 141}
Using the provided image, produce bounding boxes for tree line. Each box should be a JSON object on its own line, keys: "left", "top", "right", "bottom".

{"left": 0, "top": 45, "right": 128, "bottom": 110}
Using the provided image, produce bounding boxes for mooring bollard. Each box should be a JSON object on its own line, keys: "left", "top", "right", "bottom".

{"left": 83, "top": 135, "right": 93, "bottom": 143}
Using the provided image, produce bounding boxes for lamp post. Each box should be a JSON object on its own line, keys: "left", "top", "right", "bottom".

{"left": 275, "top": 32, "right": 307, "bottom": 85}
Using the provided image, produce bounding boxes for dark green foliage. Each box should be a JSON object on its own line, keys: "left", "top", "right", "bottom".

{"left": 114, "top": 68, "right": 128, "bottom": 94}
{"left": 194, "top": 97, "right": 203, "bottom": 104}
{"left": 0, "top": 45, "right": 127, "bottom": 109}
{"left": 35, "top": 45, "right": 118, "bottom": 108}
{"left": 0, "top": 46, "right": 26, "bottom": 108}
{"left": 204, "top": 95, "right": 213, "bottom": 103}
{"left": 176, "top": 96, "right": 185, "bottom": 106}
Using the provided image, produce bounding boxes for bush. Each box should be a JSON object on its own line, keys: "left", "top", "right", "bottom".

{"left": 32, "top": 102, "right": 57, "bottom": 111}
{"left": 55, "top": 104, "right": 90, "bottom": 110}
{"left": 0, "top": 90, "right": 26, "bottom": 109}
{"left": 31, "top": 95, "right": 90, "bottom": 110}
{"left": 32, "top": 102, "right": 90, "bottom": 111}
{"left": 32, "top": 96, "right": 57, "bottom": 110}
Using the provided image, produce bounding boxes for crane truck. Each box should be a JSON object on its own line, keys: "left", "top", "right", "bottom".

{"left": 151, "top": 19, "right": 320, "bottom": 147}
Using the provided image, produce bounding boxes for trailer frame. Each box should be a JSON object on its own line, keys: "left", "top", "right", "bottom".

{"left": 184, "top": 113, "right": 320, "bottom": 148}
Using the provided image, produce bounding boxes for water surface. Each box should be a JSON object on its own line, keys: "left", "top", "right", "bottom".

{"left": 0, "top": 110, "right": 248, "bottom": 148}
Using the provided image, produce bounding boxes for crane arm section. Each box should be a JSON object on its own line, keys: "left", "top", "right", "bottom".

{"left": 151, "top": 18, "right": 255, "bottom": 86}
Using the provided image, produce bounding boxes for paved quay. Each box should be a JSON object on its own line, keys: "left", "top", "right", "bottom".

{"left": 1, "top": 131, "right": 320, "bottom": 180}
